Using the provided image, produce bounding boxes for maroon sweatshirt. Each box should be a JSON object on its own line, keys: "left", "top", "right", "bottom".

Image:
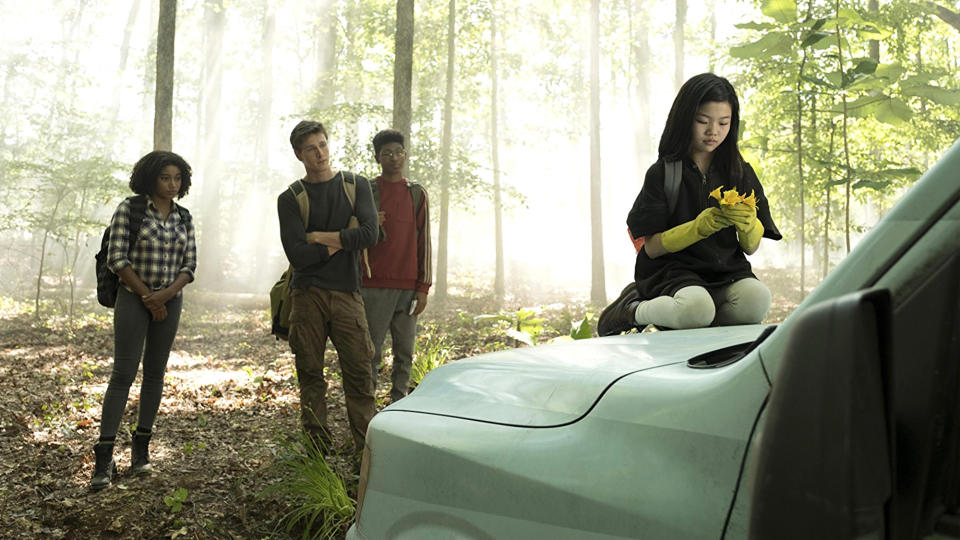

{"left": 361, "top": 177, "right": 431, "bottom": 294}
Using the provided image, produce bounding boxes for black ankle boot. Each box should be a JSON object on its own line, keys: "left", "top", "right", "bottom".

{"left": 130, "top": 429, "right": 153, "bottom": 475}
{"left": 90, "top": 441, "right": 116, "bottom": 491}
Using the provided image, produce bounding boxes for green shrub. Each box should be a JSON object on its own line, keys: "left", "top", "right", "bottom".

{"left": 261, "top": 434, "right": 355, "bottom": 540}
{"left": 410, "top": 335, "right": 450, "bottom": 387}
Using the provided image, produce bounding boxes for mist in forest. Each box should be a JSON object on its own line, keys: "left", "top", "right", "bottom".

{"left": 2, "top": 0, "right": 957, "bottom": 312}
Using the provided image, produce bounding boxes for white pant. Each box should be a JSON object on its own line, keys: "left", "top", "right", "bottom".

{"left": 634, "top": 278, "right": 771, "bottom": 329}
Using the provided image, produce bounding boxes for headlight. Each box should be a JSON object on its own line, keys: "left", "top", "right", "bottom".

{"left": 355, "top": 443, "right": 371, "bottom": 521}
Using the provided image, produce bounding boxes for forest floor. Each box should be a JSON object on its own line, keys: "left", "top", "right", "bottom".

{"left": 0, "top": 268, "right": 801, "bottom": 539}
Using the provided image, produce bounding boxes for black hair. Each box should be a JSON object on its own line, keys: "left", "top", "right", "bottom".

{"left": 290, "top": 120, "right": 328, "bottom": 150}
{"left": 372, "top": 129, "right": 405, "bottom": 157}
{"left": 658, "top": 73, "right": 744, "bottom": 184}
{"left": 129, "top": 151, "right": 192, "bottom": 199}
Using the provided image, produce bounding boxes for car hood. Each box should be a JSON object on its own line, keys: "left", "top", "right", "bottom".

{"left": 384, "top": 325, "right": 768, "bottom": 427}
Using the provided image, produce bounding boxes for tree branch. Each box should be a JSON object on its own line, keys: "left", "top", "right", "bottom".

{"left": 930, "top": 2, "right": 960, "bottom": 32}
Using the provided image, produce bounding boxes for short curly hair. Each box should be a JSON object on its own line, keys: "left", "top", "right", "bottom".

{"left": 128, "top": 151, "right": 192, "bottom": 199}
{"left": 372, "top": 129, "right": 405, "bottom": 157}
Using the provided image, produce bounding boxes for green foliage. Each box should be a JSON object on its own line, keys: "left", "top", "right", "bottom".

{"left": 261, "top": 434, "right": 355, "bottom": 540}
{"left": 570, "top": 315, "right": 594, "bottom": 340}
{"left": 163, "top": 487, "right": 189, "bottom": 513}
{"left": 474, "top": 306, "right": 547, "bottom": 346}
{"left": 183, "top": 441, "right": 207, "bottom": 455}
{"left": 410, "top": 334, "right": 451, "bottom": 387}
{"left": 728, "top": 0, "right": 960, "bottom": 274}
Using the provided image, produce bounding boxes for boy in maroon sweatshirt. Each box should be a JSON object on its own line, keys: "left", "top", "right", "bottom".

{"left": 361, "top": 129, "right": 432, "bottom": 403}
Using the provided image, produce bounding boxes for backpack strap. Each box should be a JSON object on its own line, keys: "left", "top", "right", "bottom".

{"left": 339, "top": 172, "right": 372, "bottom": 278}
{"left": 370, "top": 178, "right": 381, "bottom": 209}
{"left": 341, "top": 171, "right": 356, "bottom": 207}
{"left": 369, "top": 179, "right": 388, "bottom": 243}
{"left": 127, "top": 195, "right": 149, "bottom": 249}
{"left": 281, "top": 181, "right": 310, "bottom": 294}
{"left": 664, "top": 160, "right": 682, "bottom": 216}
{"left": 408, "top": 182, "right": 424, "bottom": 215}
{"left": 175, "top": 205, "right": 191, "bottom": 224}
{"left": 289, "top": 180, "right": 309, "bottom": 227}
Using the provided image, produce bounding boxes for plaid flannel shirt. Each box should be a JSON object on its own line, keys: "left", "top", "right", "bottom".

{"left": 106, "top": 197, "right": 197, "bottom": 294}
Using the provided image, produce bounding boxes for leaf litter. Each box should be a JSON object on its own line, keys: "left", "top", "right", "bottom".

{"left": 0, "top": 273, "right": 797, "bottom": 538}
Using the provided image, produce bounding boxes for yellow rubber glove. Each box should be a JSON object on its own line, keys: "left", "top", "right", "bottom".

{"left": 660, "top": 208, "right": 732, "bottom": 253}
{"left": 722, "top": 203, "right": 763, "bottom": 253}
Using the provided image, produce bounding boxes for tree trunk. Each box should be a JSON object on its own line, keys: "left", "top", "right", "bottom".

{"left": 315, "top": 0, "right": 338, "bottom": 111}
{"left": 932, "top": 3, "right": 960, "bottom": 33}
{"left": 630, "top": 0, "right": 652, "bottom": 178}
{"left": 490, "top": 0, "right": 505, "bottom": 306}
{"left": 795, "top": 55, "right": 807, "bottom": 300}
{"left": 253, "top": 1, "right": 276, "bottom": 287}
{"left": 142, "top": 0, "right": 159, "bottom": 141}
{"left": 868, "top": 0, "right": 880, "bottom": 61}
{"left": 154, "top": 0, "right": 176, "bottom": 151}
{"left": 1, "top": 63, "right": 15, "bottom": 155}
{"left": 590, "top": 0, "right": 605, "bottom": 305}
{"left": 198, "top": 0, "right": 225, "bottom": 286}
{"left": 435, "top": 0, "right": 456, "bottom": 301}
{"left": 67, "top": 189, "right": 90, "bottom": 324}
{"left": 110, "top": 0, "right": 142, "bottom": 128}
{"left": 673, "top": 0, "right": 686, "bottom": 89}
{"left": 835, "top": 0, "right": 853, "bottom": 254}
{"left": 824, "top": 120, "right": 835, "bottom": 280}
{"left": 708, "top": 0, "right": 717, "bottom": 72}
{"left": 393, "top": 0, "right": 414, "bottom": 166}
{"left": 35, "top": 194, "right": 65, "bottom": 319}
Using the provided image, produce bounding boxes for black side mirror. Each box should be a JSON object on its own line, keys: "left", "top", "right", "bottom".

{"left": 750, "top": 289, "right": 893, "bottom": 539}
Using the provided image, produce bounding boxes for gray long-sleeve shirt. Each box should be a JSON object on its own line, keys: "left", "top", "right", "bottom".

{"left": 277, "top": 172, "right": 378, "bottom": 292}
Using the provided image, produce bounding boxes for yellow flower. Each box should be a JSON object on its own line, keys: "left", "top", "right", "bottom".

{"left": 708, "top": 186, "right": 722, "bottom": 202}
{"left": 742, "top": 190, "right": 757, "bottom": 209}
{"left": 720, "top": 189, "right": 743, "bottom": 206}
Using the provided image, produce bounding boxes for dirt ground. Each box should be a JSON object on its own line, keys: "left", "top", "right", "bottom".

{"left": 0, "top": 270, "right": 800, "bottom": 539}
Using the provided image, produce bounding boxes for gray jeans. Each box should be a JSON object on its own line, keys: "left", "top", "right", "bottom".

{"left": 98, "top": 286, "right": 182, "bottom": 441}
{"left": 360, "top": 287, "right": 417, "bottom": 402}
{"left": 635, "top": 278, "right": 771, "bottom": 329}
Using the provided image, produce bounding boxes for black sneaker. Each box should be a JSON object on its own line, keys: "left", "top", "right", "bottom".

{"left": 597, "top": 283, "right": 643, "bottom": 336}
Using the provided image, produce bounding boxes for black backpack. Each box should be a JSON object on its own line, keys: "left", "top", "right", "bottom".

{"left": 94, "top": 195, "right": 190, "bottom": 308}
{"left": 628, "top": 160, "right": 682, "bottom": 252}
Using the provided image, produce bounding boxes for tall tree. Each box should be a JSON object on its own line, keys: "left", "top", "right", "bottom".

{"left": 590, "top": 0, "right": 606, "bottom": 305}
{"left": 673, "top": 0, "right": 686, "bottom": 89}
{"left": 434, "top": 0, "right": 456, "bottom": 301}
{"left": 253, "top": 0, "right": 276, "bottom": 286}
{"left": 630, "top": 0, "right": 652, "bottom": 178}
{"left": 315, "top": 0, "right": 338, "bottom": 111}
{"left": 795, "top": 54, "right": 808, "bottom": 299}
{"left": 708, "top": 0, "right": 718, "bottom": 72}
{"left": 932, "top": 3, "right": 960, "bottom": 32}
{"left": 110, "top": 0, "right": 142, "bottom": 129}
{"left": 154, "top": 0, "right": 176, "bottom": 151}
{"left": 490, "top": 0, "right": 505, "bottom": 306}
{"left": 198, "top": 0, "right": 226, "bottom": 285}
{"left": 393, "top": 0, "right": 414, "bottom": 147}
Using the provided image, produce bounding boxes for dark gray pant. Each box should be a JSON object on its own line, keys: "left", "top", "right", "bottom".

{"left": 360, "top": 287, "right": 417, "bottom": 402}
{"left": 98, "top": 287, "right": 182, "bottom": 441}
